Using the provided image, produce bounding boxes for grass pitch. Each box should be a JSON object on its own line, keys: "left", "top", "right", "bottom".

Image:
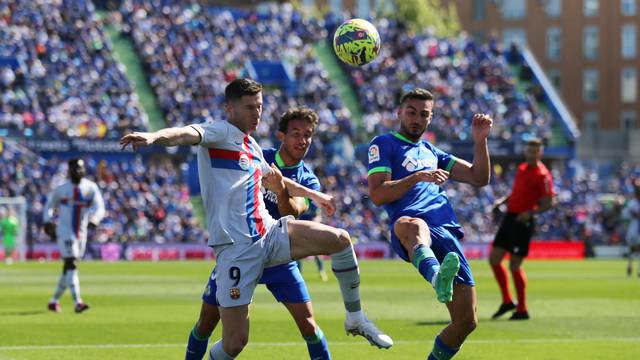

{"left": 0, "top": 259, "right": 638, "bottom": 359}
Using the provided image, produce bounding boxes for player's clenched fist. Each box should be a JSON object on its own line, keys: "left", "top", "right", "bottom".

{"left": 471, "top": 113, "right": 493, "bottom": 143}
{"left": 312, "top": 192, "right": 336, "bottom": 217}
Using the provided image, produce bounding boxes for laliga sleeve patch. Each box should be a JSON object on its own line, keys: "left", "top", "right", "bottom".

{"left": 368, "top": 144, "right": 380, "bottom": 163}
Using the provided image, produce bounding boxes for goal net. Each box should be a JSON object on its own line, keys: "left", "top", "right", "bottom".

{"left": 0, "top": 196, "right": 27, "bottom": 262}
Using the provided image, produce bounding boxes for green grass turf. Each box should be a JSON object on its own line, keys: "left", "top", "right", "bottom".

{"left": 0, "top": 260, "right": 638, "bottom": 359}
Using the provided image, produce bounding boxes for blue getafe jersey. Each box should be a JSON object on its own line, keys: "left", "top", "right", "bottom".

{"left": 262, "top": 148, "right": 321, "bottom": 221}
{"left": 367, "top": 132, "right": 462, "bottom": 229}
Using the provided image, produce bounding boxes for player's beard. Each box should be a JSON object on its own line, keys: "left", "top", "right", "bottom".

{"left": 400, "top": 122, "right": 425, "bottom": 141}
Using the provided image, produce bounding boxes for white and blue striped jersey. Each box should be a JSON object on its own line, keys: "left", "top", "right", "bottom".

{"left": 190, "top": 121, "right": 276, "bottom": 247}
{"left": 43, "top": 178, "right": 105, "bottom": 242}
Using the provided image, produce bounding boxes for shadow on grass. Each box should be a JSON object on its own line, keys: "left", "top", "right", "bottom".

{"left": 415, "top": 320, "right": 451, "bottom": 326}
{"left": 0, "top": 310, "right": 47, "bottom": 316}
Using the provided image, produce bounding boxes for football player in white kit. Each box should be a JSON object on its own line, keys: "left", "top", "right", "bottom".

{"left": 120, "top": 79, "right": 392, "bottom": 359}
{"left": 43, "top": 159, "right": 105, "bottom": 313}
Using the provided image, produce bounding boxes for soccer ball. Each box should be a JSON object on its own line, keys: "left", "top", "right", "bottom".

{"left": 333, "top": 18, "right": 381, "bottom": 66}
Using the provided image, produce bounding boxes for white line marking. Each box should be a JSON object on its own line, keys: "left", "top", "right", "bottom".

{"left": 0, "top": 338, "right": 639, "bottom": 351}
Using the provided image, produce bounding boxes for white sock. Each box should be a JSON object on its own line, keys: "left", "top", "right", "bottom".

{"left": 331, "top": 246, "right": 362, "bottom": 313}
{"left": 209, "top": 340, "right": 235, "bottom": 359}
{"left": 51, "top": 274, "right": 67, "bottom": 302}
{"left": 66, "top": 269, "right": 82, "bottom": 304}
{"left": 346, "top": 310, "right": 365, "bottom": 324}
{"left": 431, "top": 271, "right": 439, "bottom": 289}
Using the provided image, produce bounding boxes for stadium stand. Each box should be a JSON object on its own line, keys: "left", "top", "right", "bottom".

{"left": 0, "top": 0, "right": 148, "bottom": 139}
{"left": 0, "top": 140, "right": 204, "bottom": 252}
{"left": 0, "top": 1, "right": 633, "bottom": 251}
{"left": 328, "top": 15, "right": 554, "bottom": 145}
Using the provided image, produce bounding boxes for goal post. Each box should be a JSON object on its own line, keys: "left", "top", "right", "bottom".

{"left": 0, "top": 196, "right": 28, "bottom": 262}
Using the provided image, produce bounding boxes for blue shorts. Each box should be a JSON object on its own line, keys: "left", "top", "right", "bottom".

{"left": 202, "top": 261, "right": 311, "bottom": 306}
{"left": 390, "top": 222, "right": 475, "bottom": 286}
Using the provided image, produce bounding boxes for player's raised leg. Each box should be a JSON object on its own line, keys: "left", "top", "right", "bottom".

{"left": 428, "top": 284, "right": 478, "bottom": 360}
{"left": 394, "top": 217, "right": 460, "bottom": 303}
{"left": 287, "top": 219, "right": 393, "bottom": 349}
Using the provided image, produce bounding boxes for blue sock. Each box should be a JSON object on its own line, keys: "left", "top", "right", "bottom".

{"left": 412, "top": 244, "right": 440, "bottom": 285}
{"left": 303, "top": 327, "right": 331, "bottom": 360}
{"left": 185, "top": 325, "right": 209, "bottom": 360}
{"left": 427, "top": 335, "right": 459, "bottom": 360}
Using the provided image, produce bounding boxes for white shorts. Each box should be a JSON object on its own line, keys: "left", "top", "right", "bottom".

{"left": 57, "top": 238, "right": 86, "bottom": 259}
{"left": 212, "top": 215, "right": 293, "bottom": 307}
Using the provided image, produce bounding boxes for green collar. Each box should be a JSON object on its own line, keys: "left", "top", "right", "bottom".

{"left": 275, "top": 150, "right": 301, "bottom": 169}
{"left": 392, "top": 131, "right": 419, "bottom": 145}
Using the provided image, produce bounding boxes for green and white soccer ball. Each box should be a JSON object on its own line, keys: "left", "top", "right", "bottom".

{"left": 333, "top": 18, "right": 381, "bottom": 66}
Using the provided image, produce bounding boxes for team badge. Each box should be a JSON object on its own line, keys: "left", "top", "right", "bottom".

{"left": 368, "top": 144, "right": 380, "bottom": 163}
{"left": 238, "top": 154, "right": 250, "bottom": 170}
{"left": 230, "top": 287, "right": 241, "bottom": 300}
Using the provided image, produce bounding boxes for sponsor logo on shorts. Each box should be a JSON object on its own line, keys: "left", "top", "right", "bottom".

{"left": 230, "top": 287, "right": 241, "bottom": 300}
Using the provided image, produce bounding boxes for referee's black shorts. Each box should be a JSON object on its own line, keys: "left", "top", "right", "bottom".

{"left": 493, "top": 212, "right": 535, "bottom": 257}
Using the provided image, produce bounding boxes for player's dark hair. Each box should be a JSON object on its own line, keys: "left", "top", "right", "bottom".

{"left": 68, "top": 158, "right": 83, "bottom": 168}
{"left": 278, "top": 107, "right": 319, "bottom": 133}
{"left": 225, "top": 78, "right": 262, "bottom": 102}
{"left": 400, "top": 88, "right": 434, "bottom": 104}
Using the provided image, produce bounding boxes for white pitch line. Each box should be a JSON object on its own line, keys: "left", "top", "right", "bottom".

{"left": 0, "top": 338, "right": 639, "bottom": 351}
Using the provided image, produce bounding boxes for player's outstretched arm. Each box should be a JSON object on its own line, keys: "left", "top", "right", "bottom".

{"left": 368, "top": 170, "right": 449, "bottom": 206}
{"left": 277, "top": 175, "right": 335, "bottom": 216}
{"left": 120, "top": 126, "right": 201, "bottom": 150}
{"left": 449, "top": 113, "right": 492, "bottom": 187}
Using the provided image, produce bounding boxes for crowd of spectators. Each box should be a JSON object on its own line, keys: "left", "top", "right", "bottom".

{"left": 2, "top": 134, "right": 634, "bottom": 247}
{"left": 116, "top": 0, "right": 385, "bottom": 237}
{"left": 118, "top": 1, "right": 352, "bottom": 144}
{"left": 0, "top": 140, "right": 204, "bottom": 247}
{"left": 442, "top": 161, "right": 634, "bottom": 246}
{"left": 0, "top": 1, "right": 635, "bottom": 249}
{"left": 325, "top": 15, "right": 553, "bottom": 145}
{"left": 0, "top": 0, "right": 147, "bottom": 139}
